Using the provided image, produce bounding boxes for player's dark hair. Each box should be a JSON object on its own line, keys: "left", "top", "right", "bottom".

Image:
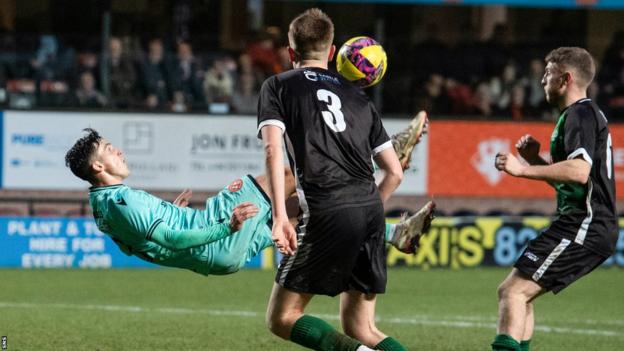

{"left": 65, "top": 128, "right": 102, "bottom": 183}
{"left": 545, "top": 47, "right": 595, "bottom": 87}
{"left": 288, "top": 8, "right": 334, "bottom": 61}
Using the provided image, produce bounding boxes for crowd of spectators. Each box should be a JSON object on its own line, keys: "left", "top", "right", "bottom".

{"left": 0, "top": 26, "right": 623, "bottom": 120}
{"left": 405, "top": 24, "right": 624, "bottom": 121}
{"left": 0, "top": 32, "right": 290, "bottom": 114}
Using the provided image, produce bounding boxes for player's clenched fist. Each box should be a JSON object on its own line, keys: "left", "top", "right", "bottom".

{"left": 516, "top": 134, "right": 541, "bottom": 162}
{"left": 495, "top": 153, "right": 525, "bottom": 177}
{"left": 229, "top": 202, "right": 259, "bottom": 232}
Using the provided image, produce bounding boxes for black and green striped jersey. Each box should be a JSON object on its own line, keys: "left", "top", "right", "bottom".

{"left": 548, "top": 98, "right": 617, "bottom": 256}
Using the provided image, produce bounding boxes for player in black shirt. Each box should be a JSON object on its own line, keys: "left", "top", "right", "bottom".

{"left": 258, "top": 8, "right": 407, "bottom": 351}
{"left": 493, "top": 47, "right": 617, "bottom": 351}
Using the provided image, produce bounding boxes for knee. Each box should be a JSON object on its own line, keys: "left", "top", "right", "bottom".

{"left": 497, "top": 282, "right": 514, "bottom": 301}
{"left": 265, "top": 310, "right": 294, "bottom": 339}
{"left": 497, "top": 282, "right": 529, "bottom": 304}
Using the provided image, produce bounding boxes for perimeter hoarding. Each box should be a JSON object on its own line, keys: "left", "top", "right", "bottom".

{"left": 387, "top": 216, "right": 624, "bottom": 269}
{"left": 1, "top": 216, "right": 622, "bottom": 269}
{"left": 428, "top": 120, "right": 624, "bottom": 198}
{"left": 0, "top": 111, "right": 427, "bottom": 194}
{"left": 0, "top": 217, "right": 263, "bottom": 269}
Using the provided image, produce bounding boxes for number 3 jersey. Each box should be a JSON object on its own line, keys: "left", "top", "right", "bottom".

{"left": 549, "top": 98, "right": 617, "bottom": 257}
{"left": 257, "top": 67, "right": 392, "bottom": 213}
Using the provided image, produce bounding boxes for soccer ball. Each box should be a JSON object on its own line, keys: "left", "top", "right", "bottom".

{"left": 336, "top": 36, "right": 387, "bottom": 88}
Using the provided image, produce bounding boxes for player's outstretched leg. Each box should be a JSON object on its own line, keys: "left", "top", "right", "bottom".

{"left": 387, "top": 201, "right": 436, "bottom": 254}
{"left": 391, "top": 110, "right": 428, "bottom": 170}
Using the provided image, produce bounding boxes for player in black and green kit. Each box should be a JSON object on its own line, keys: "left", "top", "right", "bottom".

{"left": 493, "top": 47, "right": 617, "bottom": 351}
{"left": 65, "top": 128, "right": 433, "bottom": 278}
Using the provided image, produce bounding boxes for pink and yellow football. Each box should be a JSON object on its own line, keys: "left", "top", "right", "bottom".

{"left": 336, "top": 36, "right": 388, "bottom": 88}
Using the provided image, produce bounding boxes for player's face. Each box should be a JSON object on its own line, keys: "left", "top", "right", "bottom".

{"left": 541, "top": 62, "right": 566, "bottom": 105}
{"left": 94, "top": 139, "right": 130, "bottom": 179}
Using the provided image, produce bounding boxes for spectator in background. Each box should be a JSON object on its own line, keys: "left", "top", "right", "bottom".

{"left": 490, "top": 61, "right": 518, "bottom": 115}
{"left": 524, "top": 58, "right": 547, "bottom": 117}
{"left": 140, "top": 38, "right": 171, "bottom": 109}
{"left": 230, "top": 73, "right": 258, "bottom": 115}
{"left": 238, "top": 52, "right": 264, "bottom": 83}
{"left": 31, "top": 35, "right": 73, "bottom": 107}
{"left": 107, "top": 37, "right": 137, "bottom": 109}
{"left": 245, "top": 30, "right": 282, "bottom": 77}
{"left": 508, "top": 83, "right": 527, "bottom": 121}
{"left": 472, "top": 81, "right": 493, "bottom": 117}
{"left": 203, "top": 57, "right": 234, "bottom": 109}
{"left": 445, "top": 78, "right": 473, "bottom": 115}
{"left": 74, "top": 71, "right": 107, "bottom": 108}
{"left": 170, "top": 41, "right": 203, "bottom": 110}
{"left": 75, "top": 50, "right": 99, "bottom": 79}
{"left": 30, "top": 35, "right": 73, "bottom": 81}
{"left": 418, "top": 73, "right": 450, "bottom": 115}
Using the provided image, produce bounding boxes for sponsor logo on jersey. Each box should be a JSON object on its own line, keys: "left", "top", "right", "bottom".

{"left": 228, "top": 179, "right": 243, "bottom": 192}
{"left": 524, "top": 251, "right": 539, "bottom": 262}
{"left": 303, "top": 70, "right": 340, "bottom": 85}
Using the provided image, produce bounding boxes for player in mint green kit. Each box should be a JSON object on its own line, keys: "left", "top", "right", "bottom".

{"left": 66, "top": 128, "right": 433, "bottom": 276}
{"left": 88, "top": 175, "right": 273, "bottom": 275}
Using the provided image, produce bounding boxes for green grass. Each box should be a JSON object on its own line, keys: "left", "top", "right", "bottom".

{"left": 1, "top": 267, "right": 623, "bottom": 350}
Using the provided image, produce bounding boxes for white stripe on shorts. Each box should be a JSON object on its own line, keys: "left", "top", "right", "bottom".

{"left": 532, "top": 238, "right": 571, "bottom": 282}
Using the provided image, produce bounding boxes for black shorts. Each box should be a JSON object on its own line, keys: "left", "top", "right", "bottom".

{"left": 514, "top": 231, "right": 608, "bottom": 294}
{"left": 275, "top": 202, "right": 387, "bottom": 297}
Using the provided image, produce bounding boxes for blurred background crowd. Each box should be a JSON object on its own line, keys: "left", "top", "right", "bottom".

{"left": 0, "top": 0, "right": 622, "bottom": 120}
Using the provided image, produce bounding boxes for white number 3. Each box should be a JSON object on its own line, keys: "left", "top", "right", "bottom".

{"left": 317, "top": 89, "right": 346, "bottom": 132}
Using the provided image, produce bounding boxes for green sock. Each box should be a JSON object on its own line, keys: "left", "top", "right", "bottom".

{"left": 491, "top": 334, "right": 521, "bottom": 351}
{"left": 384, "top": 223, "right": 395, "bottom": 242}
{"left": 519, "top": 340, "right": 531, "bottom": 351}
{"left": 375, "top": 336, "right": 407, "bottom": 351}
{"left": 290, "top": 315, "right": 361, "bottom": 351}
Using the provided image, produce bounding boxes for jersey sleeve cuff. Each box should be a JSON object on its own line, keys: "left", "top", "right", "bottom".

{"left": 257, "top": 119, "right": 285, "bottom": 139}
{"left": 372, "top": 140, "right": 393, "bottom": 156}
{"left": 567, "top": 148, "right": 593, "bottom": 166}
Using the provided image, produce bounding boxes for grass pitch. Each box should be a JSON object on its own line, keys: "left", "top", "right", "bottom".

{"left": 1, "top": 267, "right": 623, "bottom": 350}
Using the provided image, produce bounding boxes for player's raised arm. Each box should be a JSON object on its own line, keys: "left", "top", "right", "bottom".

{"left": 146, "top": 202, "right": 259, "bottom": 251}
